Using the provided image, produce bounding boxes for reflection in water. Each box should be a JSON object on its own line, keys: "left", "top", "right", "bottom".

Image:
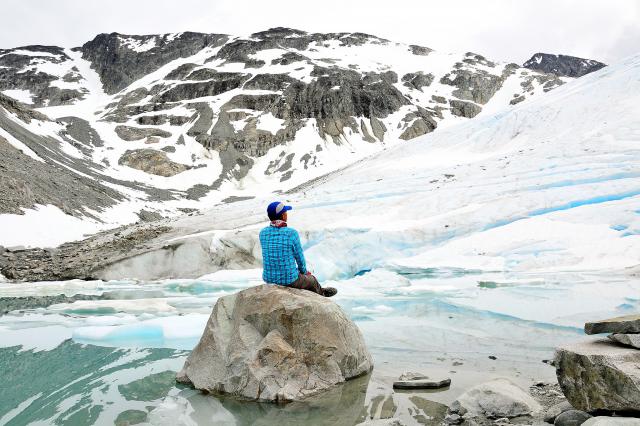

{"left": 152, "top": 374, "right": 371, "bottom": 426}
{"left": 1, "top": 269, "right": 639, "bottom": 424}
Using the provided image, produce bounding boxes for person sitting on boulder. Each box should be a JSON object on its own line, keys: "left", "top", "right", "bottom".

{"left": 259, "top": 201, "right": 337, "bottom": 297}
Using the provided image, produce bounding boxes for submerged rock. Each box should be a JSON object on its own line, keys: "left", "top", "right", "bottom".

{"left": 555, "top": 339, "right": 640, "bottom": 413}
{"left": 584, "top": 315, "right": 640, "bottom": 335}
{"left": 449, "top": 378, "right": 541, "bottom": 420}
{"left": 177, "top": 284, "right": 373, "bottom": 402}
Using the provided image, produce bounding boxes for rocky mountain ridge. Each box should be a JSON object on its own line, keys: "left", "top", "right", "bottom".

{"left": 523, "top": 52, "right": 606, "bottom": 77}
{"left": 0, "top": 28, "right": 586, "bottom": 248}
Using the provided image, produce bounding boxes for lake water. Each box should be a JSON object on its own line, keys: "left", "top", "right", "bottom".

{"left": 1, "top": 267, "right": 637, "bottom": 425}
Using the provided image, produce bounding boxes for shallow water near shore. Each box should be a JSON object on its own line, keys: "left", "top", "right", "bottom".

{"left": 0, "top": 268, "right": 638, "bottom": 425}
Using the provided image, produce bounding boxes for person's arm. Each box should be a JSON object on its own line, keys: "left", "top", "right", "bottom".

{"left": 291, "top": 230, "right": 308, "bottom": 274}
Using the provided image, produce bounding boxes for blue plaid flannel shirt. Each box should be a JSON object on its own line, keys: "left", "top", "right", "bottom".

{"left": 259, "top": 225, "right": 307, "bottom": 285}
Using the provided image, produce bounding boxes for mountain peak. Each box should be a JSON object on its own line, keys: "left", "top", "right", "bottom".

{"left": 523, "top": 52, "right": 605, "bottom": 77}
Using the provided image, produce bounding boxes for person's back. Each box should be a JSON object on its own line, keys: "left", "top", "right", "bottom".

{"left": 259, "top": 201, "right": 336, "bottom": 297}
{"left": 259, "top": 225, "right": 305, "bottom": 285}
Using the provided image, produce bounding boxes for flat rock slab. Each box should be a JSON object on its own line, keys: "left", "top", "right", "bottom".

{"left": 393, "top": 378, "right": 451, "bottom": 389}
{"left": 585, "top": 315, "right": 640, "bottom": 335}
{"left": 608, "top": 334, "right": 640, "bottom": 349}
{"left": 555, "top": 339, "right": 640, "bottom": 413}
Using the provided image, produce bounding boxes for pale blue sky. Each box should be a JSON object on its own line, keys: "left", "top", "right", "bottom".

{"left": 1, "top": 0, "right": 638, "bottom": 64}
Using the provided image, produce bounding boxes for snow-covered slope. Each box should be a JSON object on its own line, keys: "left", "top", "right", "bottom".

{"left": 0, "top": 29, "right": 572, "bottom": 247}
{"left": 3, "top": 52, "right": 636, "bottom": 281}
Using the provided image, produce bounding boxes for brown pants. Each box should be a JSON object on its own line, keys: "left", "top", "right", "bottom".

{"left": 289, "top": 273, "right": 323, "bottom": 295}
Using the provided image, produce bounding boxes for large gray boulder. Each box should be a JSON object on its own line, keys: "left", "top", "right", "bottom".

{"left": 449, "top": 378, "right": 542, "bottom": 420}
{"left": 177, "top": 284, "right": 373, "bottom": 402}
{"left": 555, "top": 339, "right": 640, "bottom": 413}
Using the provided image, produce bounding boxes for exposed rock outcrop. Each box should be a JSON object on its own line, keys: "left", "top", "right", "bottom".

{"left": 524, "top": 53, "right": 606, "bottom": 78}
{"left": 114, "top": 125, "right": 172, "bottom": 142}
{"left": 78, "top": 32, "right": 229, "bottom": 94}
{"left": 177, "top": 284, "right": 373, "bottom": 402}
{"left": 118, "top": 149, "right": 190, "bottom": 176}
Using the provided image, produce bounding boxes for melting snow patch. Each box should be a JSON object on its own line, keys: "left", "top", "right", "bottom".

{"left": 119, "top": 36, "right": 158, "bottom": 53}
{"left": 2, "top": 89, "right": 34, "bottom": 104}
{"left": 256, "top": 113, "right": 286, "bottom": 134}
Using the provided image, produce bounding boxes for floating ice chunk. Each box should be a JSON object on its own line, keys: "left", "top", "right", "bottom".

{"left": 72, "top": 314, "right": 208, "bottom": 349}
{"left": 352, "top": 305, "right": 394, "bottom": 315}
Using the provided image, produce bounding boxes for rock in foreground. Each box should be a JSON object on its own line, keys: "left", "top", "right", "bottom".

{"left": 555, "top": 339, "right": 640, "bottom": 413}
{"left": 449, "top": 378, "right": 542, "bottom": 420}
{"left": 177, "top": 284, "right": 373, "bottom": 402}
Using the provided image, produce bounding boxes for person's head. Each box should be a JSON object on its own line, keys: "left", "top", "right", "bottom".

{"left": 267, "top": 201, "right": 292, "bottom": 221}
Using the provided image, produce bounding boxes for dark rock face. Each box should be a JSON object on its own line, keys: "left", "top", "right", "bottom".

{"left": 78, "top": 32, "right": 229, "bottom": 94}
{"left": 118, "top": 149, "right": 190, "bottom": 176}
{"left": 523, "top": 53, "right": 606, "bottom": 78}
{"left": 154, "top": 72, "right": 250, "bottom": 102}
{"left": 449, "top": 100, "right": 482, "bottom": 118}
{"left": 0, "top": 46, "right": 86, "bottom": 107}
{"left": 402, "top": 72, "right": 434, "bottom": 91}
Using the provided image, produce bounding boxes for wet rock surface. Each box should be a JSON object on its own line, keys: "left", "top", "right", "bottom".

{"left": 177, "top": 284, "right": 373, "bottom": 402}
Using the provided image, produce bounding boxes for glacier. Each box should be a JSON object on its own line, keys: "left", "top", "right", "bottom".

{"left": 0, "top": 44, "right": 639, "bottom": 425}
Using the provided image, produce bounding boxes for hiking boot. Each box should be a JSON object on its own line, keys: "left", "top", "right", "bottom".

{"left": 322, "top": 287, "right": 337, "bottom": 297}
